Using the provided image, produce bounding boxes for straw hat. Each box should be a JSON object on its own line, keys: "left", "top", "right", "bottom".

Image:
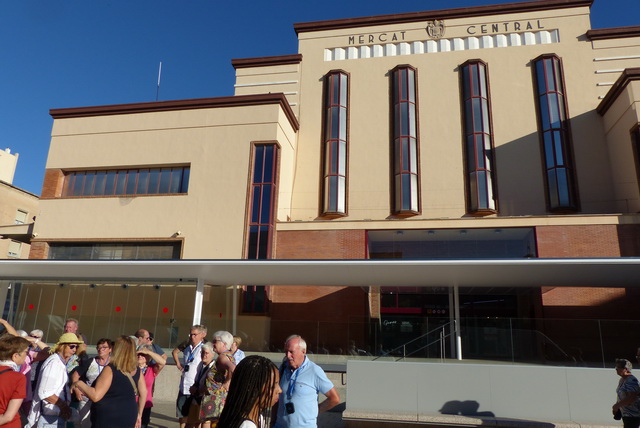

{"left": 55, "top": 333, "right": 84, "bottom": 347}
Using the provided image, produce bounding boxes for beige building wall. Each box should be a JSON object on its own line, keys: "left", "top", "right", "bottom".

{"left": 599, "top": 77, "right": 640, "bottom": 212}
{"left": 0, "top": 182, "right": 38, "bottom": 259}
{"left": 0, "top": 148, "right": 18, "bottom": 184}
{"left": 286, "top": 3, "right": 621, "bottom": 221}
{"left": 35, "top": 97, "right": 297, "bottom": 259}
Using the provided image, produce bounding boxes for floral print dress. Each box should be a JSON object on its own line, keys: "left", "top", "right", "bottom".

{"left": 200, "top": 351, "right": 235, "bottom": 422}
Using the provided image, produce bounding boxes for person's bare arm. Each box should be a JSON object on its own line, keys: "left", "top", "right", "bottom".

{"left": 73, "top": 365, "right": 113, "bottom": 403}
{"left": 0, "top": 398, "right": 23, "bottom": 424}
{"left": 139, "top": 348, "right": 166, "bottom": 374}
{"left": 172, "top": 347, "right": 183, "bottom": 371}
{"left": 0, "top": 318, "right": 17, "bottom": 336}
{"left": 319, "top": 387, "right": 340, "bottom": 413}
{"left": 71, "top": 370, "right": 85, "bottom": 401}
{"left": 219, "top": 355, "right": 235, "bottom": 390}
{"left": 135, "top": 370, "right": 148, "bottom": 428}
{"left": 44, "top": 394, "right": 72, "bottom": 420}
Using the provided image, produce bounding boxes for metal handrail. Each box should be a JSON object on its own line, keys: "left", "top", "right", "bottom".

{"left": 372, "top": 321, "right": 452, "bottom": 361}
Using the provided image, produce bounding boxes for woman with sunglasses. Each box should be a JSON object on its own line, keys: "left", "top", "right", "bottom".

{"left": 28, "top": 332, "right": 83, "bottom": 427}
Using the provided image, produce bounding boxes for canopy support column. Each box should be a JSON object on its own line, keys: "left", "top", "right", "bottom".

{"left": 453, "top": 284, "right": 462, "bottom": 360}
{"left": 193, "top": 278, "right": 204, "bottom": 325}
{"left": 232, "top": 285, "right": 238, "bottom": 335}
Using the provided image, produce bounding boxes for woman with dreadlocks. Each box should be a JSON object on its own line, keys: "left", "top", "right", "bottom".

{"left": 217, "top": 355, "right": 282, "bottom": 428}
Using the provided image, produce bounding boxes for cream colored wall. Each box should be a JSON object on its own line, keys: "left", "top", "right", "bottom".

{"left": 38, "top": 103, "right": 296, "bottom": 259}
{"left": 289, "top": 5, "right": 619, "bottom": 221}
{"left": 601, "top": 81, "right": 640, "bottom": 212}
{"left": 591, "top": 36, "right": 640, "bottom": 100}
{"left": 0, "top": 182, "right": 38, "bottom": 259}
{"left": 0, "top": 149, "right": 18, "bottom": 184}
{"left": 234, "top": 63, "right": 301, "bottom": 117}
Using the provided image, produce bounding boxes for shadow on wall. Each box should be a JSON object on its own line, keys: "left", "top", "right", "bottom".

{"left": 439, "top": 400, "right": 495, "bottom": 417}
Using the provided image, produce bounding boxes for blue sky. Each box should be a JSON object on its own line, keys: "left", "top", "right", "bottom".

{"left": 1, "top": 0, "right": 638, "bottom": 195}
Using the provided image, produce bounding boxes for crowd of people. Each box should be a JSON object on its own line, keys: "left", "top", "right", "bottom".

{"left": 0, "top": 319, "right": 341, "bottom": 428}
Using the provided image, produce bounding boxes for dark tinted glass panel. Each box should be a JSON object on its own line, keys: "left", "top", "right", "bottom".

{"left": 181, "top": 168, "right": 190, "bottom": 193}
{"left": 260, "top": 185, "right": 272, "bottom": 224}
{"left": 115, "top": 171, "right": 127, "bottom": 195}
{"left": 253, "top": 146, "right": 264, "bottom": 183}
{"left": 125, "top": 171, "right": 137, "bottom": 194}
{"left": 159, "top": 169, "right": 171, "bottom": 193}
{"left": 136, "top": 170, "right": 149, "bottom": 194}
{"left": 104, "top": 170, "right": 116, "bottom": 195}
{"left": 257, "top": 225, "right": 270, "bottom": 259}
{"left": 169, "top": 169, "right": 182, "bottom": 194}
{"left": 263, "top": 146, "right": 274, "bottom": 183}
{"left": 251, "top": 186, "right": 261, "bottom": 224}
{"left": 94, "top": 171, "right": 107, "bottom": 196}
{"left": 148, "top": 169, "right": 160, "bottom": 194}
{"left": 82, "top": 173, "right": 95, "bottom": 196}
{"left": 65, "top": 174, "right": 76, "bottom": 197}
{"left": 49, "top": 242, "right": 180, "bottom": 260}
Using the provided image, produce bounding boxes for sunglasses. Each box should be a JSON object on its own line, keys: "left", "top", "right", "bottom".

{"left": 29, "top": 335, "right": 41, "bottom": 339}
{"left": 67, "top": 344, "right": 79, "bottom": 350}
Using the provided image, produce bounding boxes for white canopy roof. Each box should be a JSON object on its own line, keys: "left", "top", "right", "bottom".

{"left": 0, "top": 258, "right": 638, "bottom": 288}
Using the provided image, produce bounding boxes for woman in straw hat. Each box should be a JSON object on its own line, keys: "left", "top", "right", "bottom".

{"left": 72, "top": 335, "right": 147, "bottom": 428}
{"left": 28, "top": 332, "right": 83, "bottom": 427}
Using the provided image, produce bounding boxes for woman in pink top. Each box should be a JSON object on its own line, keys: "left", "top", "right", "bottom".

{"left": 136, "top": 344, "right": 165, "bottom": 428}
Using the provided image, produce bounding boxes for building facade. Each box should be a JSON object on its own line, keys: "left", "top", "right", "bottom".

{"left": 15, "top": 0, "right": 640, "bottom": 363}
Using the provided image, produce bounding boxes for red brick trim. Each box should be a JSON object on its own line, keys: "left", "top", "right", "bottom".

{"left": 50, "top": 93, "right": 300, "bottom": 132}
{"left": 586, "top": 26, "right": 640, "bottom": 40}
{"left": 596, "top": 68, "right": 640, "bottom": 116}
{"left": 231, "top": 54, "right": 303, "bottom": 69}
{"left": 294, "top": 0, "right": 593, "bottom": 33}
{"left": 41, "top": 169, "right": 65, "bottom": 199}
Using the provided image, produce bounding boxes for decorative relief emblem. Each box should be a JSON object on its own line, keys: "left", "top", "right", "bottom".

{"left": 426, "top": 20, "right": 446, "bottom": 39}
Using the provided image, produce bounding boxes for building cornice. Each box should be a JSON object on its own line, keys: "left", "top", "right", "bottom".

{"left": 294, "top": 0, "right": 593, "bottom": 34}
{"left": 50, "top": 93, "right": 300, "bottom": 132}
{"left": 596, "top": 67, "right": 640, "bottom": 116}
{"left": 586, "top": 26, "right": 640, "bottom": 40}
{"left": 231, "top": 54, "right": 303, "bottom": 69}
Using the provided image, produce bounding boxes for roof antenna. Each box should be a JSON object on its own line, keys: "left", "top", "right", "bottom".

{"left": 156, "top": 61, "right": 162, "bottom": 101}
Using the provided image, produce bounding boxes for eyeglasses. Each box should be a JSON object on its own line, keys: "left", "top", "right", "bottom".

{"left": 96, "top": 346, "right": 110, "bottom": 351}
{"left": 68, "top": 344, "right": 79, "bottom": 350}
{"left": 29, "top": 335, "right": 41, "bottom": 339}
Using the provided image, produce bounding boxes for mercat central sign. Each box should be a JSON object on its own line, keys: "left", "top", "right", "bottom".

{"left": 346, "top": 20, "right": 545, "bottom": 45}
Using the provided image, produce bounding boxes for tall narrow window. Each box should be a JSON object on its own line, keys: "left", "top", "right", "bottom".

{"left": 244, "top": 143, "right": 278, "bottom": 313}
{"left": 632, "top": 126, "right": 640, "bottom": 200}
{"left": 461, "top": 60, "right": 497, "bottom": 214}
{"left": 533, "top": 54, "right": 578, "bottom": 211}
{"left": 322, "top": 71, "right": 348, "bottom": 216}
{"left": 391, "top": 66, "right": 420, "bottom": 214}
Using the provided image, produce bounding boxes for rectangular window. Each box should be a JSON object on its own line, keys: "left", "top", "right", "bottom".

{"left": 243, "top": 144, "right": 278, "bottom": 314}
{"left": 391, "top": 66, "right": 420, "bottom": 215}
{"left": 62, "top": 166, "right": 190, "bottom": 197}
{"left": 7, "top": 240, "right": 22, "bottom": 258}
{"left": 533, "top": 55, "right": 578, "bottom": 211}
{"left": 461, "top": 60, "right": 497, "bottom": 214}
{"left": 632, "top": 126, "right": 640, "bottom": 201}
{"left": 322, "top": 71, "right": 348, "bottom": 216}
{"left": 15, "top": 210, "right": 28, "bottom": 225}
{"left": 48, "top": 242, "right": 181, "bottom": 260}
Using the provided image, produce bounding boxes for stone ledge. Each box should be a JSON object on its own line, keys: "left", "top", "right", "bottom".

{"left": 343, "top": 411, "right": 619, "bottom": 428}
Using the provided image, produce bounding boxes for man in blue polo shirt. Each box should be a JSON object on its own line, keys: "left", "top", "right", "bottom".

{"left": 275, "top": 335, "right": 340, "bottom": 428}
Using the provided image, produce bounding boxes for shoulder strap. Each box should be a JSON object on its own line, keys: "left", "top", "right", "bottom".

{"left": 0, "top": 367, "right": 12, "bottom": 375}
{"left": 123, "top": 369, "right": 139, "bottom": 397}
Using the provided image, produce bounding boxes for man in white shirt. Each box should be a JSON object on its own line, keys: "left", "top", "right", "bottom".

{"left": 174, "top": 324, "right": 207, "bottom": 428}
